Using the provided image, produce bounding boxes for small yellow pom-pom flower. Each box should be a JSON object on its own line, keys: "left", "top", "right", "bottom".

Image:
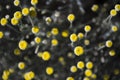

{"left": 22, "top": 8, "right": 29, "bottom": 16}
{"left": 83, "top": 77, "right": 90, "bottom": 80}
{"left": 46, "top": 67, "right": 54, "bottom": 75}
{"left": 74, "top": 46, "right": 84, "bottom": 56}
{"left": 32, "top": 26, "right": 40, "bottom": 34}
{"left": 51, "top": 28, "right": 59, "bottom": 35}
{"left": 84, "top": 25, "right": 91, "bottom": 32}
{"left": 0, "top": 18, "right": 7, "bottom": 26}
{"left": 61, "top": 30, "right": 69, "bottom": 38}
{"left": 110, "top": 9, "right": 117, "bottom": 16}
{"left": 28, "top": 71, "right": 35, "bottom": 79}
{"left": 84, "top": 39, "right": 90, "bottom": 46}
{"left": 86, "top": 61, "right": 93, "bottom": 69}
{"left": 114, "top": 69, "right": 119, "bottom": 75}
{"left": 111, "top": 26, "right": 118, "bottom": 32}
{"left": 31, "top": 0, "right": 38, "bottom": 5}
{"left": 70, "top": 65, "right": 77, "bottom": 73}
{"left": 78, "top": 32, "right": 84, "bottom": 39}
{"left": 91, "top": 74, "right": 97, "bottom": 79}
{"left": 51, "top": 39, "right": 58, "bottom": 46}
{"left": 18, "top": 62, "right": 25, "bottom": 70}
{"left": 105, "top": 40, "right": 113, "bottom": 48}
{"left": 70, "top": 33, "right": 78, "bottom": 42}
{"left": 77, "top": 61, "right": 85, "bottom": 69}
{"left": 11, "top": 18, "right": 19, "bottom": 25}
{"left": 14, "top": 11, "right": 22, "bottom": 19}
{"left": 42, "top": 51, "right": 51, "bottom": 61}
{"left": 14, "top": 48, "right": 21, "bottom": 55}
{"left": 91, "top": 4, "right": 99, "bottom": 12}
{"left": 115, "top": 4, "right": 120, "bottom": 11}
{"left": 18, "top": 40, "right": 28, "bottom": 50}
{"left": 14, "top": 0, "right": 20, "bottom": 6}
{"left": 85, "top": 69, "right": 92, "bottom": 77}
{"left": 34, "top": 37, "right": 41, "bottom": 44}
{"left": 109, "top": 50, "right": 116, "bottom": 56}
{"left": 66, "top": 77, "right": 74, "bottom": 80}
{"left": 67, "top": 14, "right": 75, "bottom": 22}
{"left": 0, "top": 31, "right": 4, "bottom": 39}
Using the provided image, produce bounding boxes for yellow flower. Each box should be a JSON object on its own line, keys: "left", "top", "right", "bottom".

{"left": 14, "top": 0, "right": 20, "bottom": 6}
{"left": 18, "top": 62, "right": 25, "bottom": 70}
{"left": 70, "top": 66, "right": 77, "bottom": 73}
{"left": 18, "top": 40, "right": 28, "bottom": 50}
{"left": 51, "top": 28, "right": 59, "bottom": 35}
{"left": 34, "top": 37, "right": 41, "bottom": 44}
{"left": 105, "top": 40, "right": 113, "bottom": 48}
{"left": 77, "top": 61, "right": 85, "bottom": 69}
{"left": 22, "top": 8, "right": 29, "bottom": 16}
{"left": 70, "top": 33, "right": 78, "bottom": 42}
{"left": 67, "top": 14, "right": 75, "bottom": 22}
{"left": 11, "top": 18, "right": 19, "bottom": 25}
{"left": 42, "top": 51, "right": 51, "bottom": 61}
{"left": 74, "top": 46, "right": 84, "bottom": 56}
{"left": 46, "top": 67, "right": 54, "bottom": 75}
{"left": 110, "top": 9, "right": 117, "bottom": 16}
{"left": 66, "top": 77, "right": 74, "bottom": 80}
{"left": 32, "top": 26, "right": 40, "bottom": 34}
{"left": 51, "top": 39, "right": 58, "bottom": 46}
{"left": 0, "top": 31, "right": 4, "bottom": 39}
{"left": 14, "top": 11, "right": 22, "bottom": 19}
{"left": 0, "top": 18, "right": 7, "bottom": 26}
{"left": 31, "top": 0, "right": 38, "bottom": 5}
{"left": 85, "top": 69, "right": 92, "bottom": 77}
{"left": 86, "top": 61, "right": 93, "bottom": 69}
{"left": 84, "top": 25, "right": 91, "bottom": 32}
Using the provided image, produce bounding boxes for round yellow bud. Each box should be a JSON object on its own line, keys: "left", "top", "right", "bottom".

{"left": 70, "top": 66, "right": 77, "bottom": 73}
{"left": 78, "top": 32, "right": 84, "bottom": 39}
{"left": 111, "top": 26, "right": 118, "bottom": 32}
{"left": 86, "top": 61, "right": 93, "bottom": 69}
{"left": 32, "top": 26, "right": 40, "bottom": 34}
{"left": 66, "top": 77, "right": 74, "bottom": 80}
{"left": 91, "top": 74, "right": 97, "bottom": 79}
{"left": 74, "top": 46, "right": 84, "bottom": 56}
{"left": 91, "top": 4, "right": 99, "bottom": 12}
{"left": 67, "top": 14, "right": 75, "bottom": 22}
{"left": 51, "top": 28, "right": 59, "bottom": 35}
{"left": 105, "top": 40, "right": 113, "bottom": 48}
{"left": 14, "top": 0, "right": 20, "bottom": 6}
{"left": 51, "top": 39, "right": 58, "bottom": 46}
{"left": 46, "top": 67, "right": 54, "bottom": 75}
{"left": 77, "top": 61, "right": 85, "bottom": 69}
{"left": 42, "top": 51, "right": 51, "bottom": 61}
{"left": 110, "top": 9, "right": 117, "bottom": 16}
{"left": 22, "top": 8, "right": 29, "bottom": 16}
{"left": 61, "top": 30, "right": 69, "bottom": 38}
{"left": 18, "top": 62, "right": 25, "bottom": 70}
{"left": 18, "top": 40, "right": 28, "bottom": 50}
{"left": 34, "top": 37, "right": 41, "bottom": 44}
{"left": 115, "top": 4, "right": 120, "bottom": 11}
{"left": 14, "top": 11, "right": 22, "bottom": 19}
{"left": 0, "top": 31, "right": 4, "bottom": 39}
{"left": 11, "top": 18, "right": 19, "bottom": 25}
{"left": 109, "top": 50, "right": 116, "bottom": 56}
{"left": 83, "top": 77, "right": 90, "bottom": 80}
{"left": 70, "top": 33, "right": 78, "bottom": 42}
{"left": 1, "top": 18, "right": 7, "bottom": 26}
{"left": 31, "top": 0, "right": 38, "bottom": 5}
{"left": 84, "top": 25, "right": 91, "bottom": 32}
{"left": 85, "top": 69, "right": 92, "bottom": 77}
